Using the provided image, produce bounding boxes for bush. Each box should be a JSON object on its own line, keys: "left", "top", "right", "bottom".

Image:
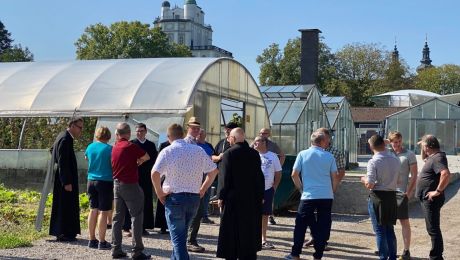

{"left": 0, "top": 184, "right": 90, "bottom": 248}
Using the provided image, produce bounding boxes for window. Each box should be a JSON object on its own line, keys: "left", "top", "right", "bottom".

{"left": 178, "top": 33, "right": 185, "bottom": 45}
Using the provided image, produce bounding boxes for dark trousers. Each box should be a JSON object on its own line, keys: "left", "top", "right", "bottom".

{"left": 421, "top": 195, "right": 445, "bottom": 260}
{"left": 188, "top": 196, "right": 205, "bottom": 244}
{"left": 291, "top": 199, "right": 333, "bottom": 259}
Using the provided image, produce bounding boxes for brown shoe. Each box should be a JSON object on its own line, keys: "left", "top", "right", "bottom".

{"left": 123, "top": 230, "right": 132, "bottom": 237}
{"left": 187, "top": 243, "right": 205, "bottom": 253}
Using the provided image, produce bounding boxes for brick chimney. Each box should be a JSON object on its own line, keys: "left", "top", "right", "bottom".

{"left": 299, "top": 29, "right": 321, "bottom": 85}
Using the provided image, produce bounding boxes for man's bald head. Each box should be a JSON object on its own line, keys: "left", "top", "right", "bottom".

{"left": 229, "top": 127, "right": 245, "bottom": 144}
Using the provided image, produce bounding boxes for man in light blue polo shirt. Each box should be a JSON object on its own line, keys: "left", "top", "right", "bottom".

{"left": 285, "top": 130, "right": 339, "bottom": 260}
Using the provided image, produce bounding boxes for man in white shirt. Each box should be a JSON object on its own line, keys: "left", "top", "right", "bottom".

{"left": 253, "top": 136, "right": 282, "bottom": 250}
{"left": 151, "top": 123, "right": 218, "bottom": 260}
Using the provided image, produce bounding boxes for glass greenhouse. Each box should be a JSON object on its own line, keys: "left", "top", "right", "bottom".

{"left": 386, "top": 98, "right": 460, "bottom": 155}
{"left": 260, "top": 85, "right": 327, "bottom": 155}
{"left": 321, "top": 96, "right": 358, "bottom": 165}
{"left": 0, "top": 57, "right": 270, "bottom": 169}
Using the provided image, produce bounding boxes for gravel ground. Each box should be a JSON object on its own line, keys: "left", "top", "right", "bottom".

{"left": 1, "top": 180, "right": 459, "bottom": 260}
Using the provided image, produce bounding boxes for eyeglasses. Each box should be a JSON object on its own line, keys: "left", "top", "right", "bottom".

{"left": 136, "top": 129, "right": 146, "bottom": 133}
{"left": 259, "top": 132, "right": 269, "bottom": 135}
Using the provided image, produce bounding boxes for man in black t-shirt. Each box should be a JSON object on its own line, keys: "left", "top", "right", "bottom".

{"left": 416, "top": 135, "right": 451, "bottom": 260}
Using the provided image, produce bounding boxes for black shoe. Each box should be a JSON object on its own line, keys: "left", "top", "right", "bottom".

{"left": 112, "top": 251, "right": 127, "bottom": 259}
{"left": 201, "top": 217, "right": 215, "bottom": 224}
{"left": 56, "top": 235, "right": 77, "bottom": 242}
{"left": 142, "top": 230, "right": 150, "bottom": 236}
{"left": 398, "top": 249, "right": 411, "bottom": 260}
{"left": 159, "top": 229, "right": 169, "bottom": 234}
{"left": 268, "top": 215, "right": 277, "bottom": 225}
{"left": 131, "top": 252, "right": 151, "bottom": 259}
{"left": 98, "top": 240, "right": 112, "bottom": 250}
{"left": 88, "top": 239, "right": 99, "bottom": 248}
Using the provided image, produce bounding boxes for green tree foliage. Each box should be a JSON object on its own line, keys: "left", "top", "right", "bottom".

{"left": 256, "top": 43, "right": 282, "bottom": 86}
{"left": 0, "top": 117, "right": 97, "bottom": 151}
{"left": 415, "top": 64, "right": 460, "bottom": 95}
{"left": 0, "top": 21, "right": 13, "bottom": 54}
{"left": 0, "top": 21, "right": 34, "bottom": 62}
{"left": 334, "top": 43, "right": 389, "bottom": 106}
{"left": 75, "top": 21, "right": 192, "bottom": 59}
{"left": 256, "top": 37, "right": 337, "bottom": 91}
{"left": 0, "top": 44, "right": 33, "bottom": 62}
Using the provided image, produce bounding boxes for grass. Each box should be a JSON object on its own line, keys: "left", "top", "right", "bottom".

{"left": 0, "top": 184, "right": 90, "bottom": 249}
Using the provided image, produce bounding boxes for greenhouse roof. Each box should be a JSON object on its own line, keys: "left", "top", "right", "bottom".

{"left": 0, "top": 58, "right": 224, "bottom": 117}
{"left": 374, "top": 89, "right": 440, "bottom": 97}
{"left": 259, "top": 84, "right": 315, "bottom": 99}
{"left": 264, "top": 100, "right": 307, "bottom": 124}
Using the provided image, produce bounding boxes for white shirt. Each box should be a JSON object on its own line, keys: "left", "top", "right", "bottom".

{"left": 259, "top": 151, "right": 282, "bottom": 190}
{"left": 152, "top": 139, "right": 216, "bottom": 194}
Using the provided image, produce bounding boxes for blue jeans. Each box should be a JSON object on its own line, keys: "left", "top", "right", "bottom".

{"left": 291, "top": 199, "right": 333, "bottom": 259}
{"left": 368, "top": 199, "right": 397, "bottom": 260}
{"left": 165, "top": 193, "right": 200, "bottom": 260}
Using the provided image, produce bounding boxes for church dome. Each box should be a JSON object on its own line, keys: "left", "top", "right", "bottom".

{"left": 185, "top": 0, "right": 197, "bottom": 5}
{"left": 162, "top": 1, "right": 170, "bottom": 7}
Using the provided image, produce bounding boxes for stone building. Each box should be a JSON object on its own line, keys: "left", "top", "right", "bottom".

{"left": 154, "top": 0, "right": 232, "bottom": 58}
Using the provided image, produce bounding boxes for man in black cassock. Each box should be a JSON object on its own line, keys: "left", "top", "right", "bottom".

{"left": 124, "top": 123, "right": 158, "bottom": 235}
{"left": 49, "top": 117, "right": 84, "bottom": 241}
{"left": 217, "top": 128, "right": 265, "bottom": 260}
{"left": 153, "top": 140, "right": 170, "bottom": 234}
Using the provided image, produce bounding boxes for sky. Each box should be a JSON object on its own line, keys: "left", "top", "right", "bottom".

{"left": 1, "top": 0, "right": 460, "bottom": 84}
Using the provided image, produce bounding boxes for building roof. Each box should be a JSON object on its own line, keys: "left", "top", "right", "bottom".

{"left": 374, "top": 89, "right": 440, "bottom": 97}
{"left": 351, "top": 107, "right": 406, "bottom": 122}
{"left": 259, "top": 84, "right": 315, "bottom": 99}
{"left": 0, "top": 58, "right": 228, "bottom": 117}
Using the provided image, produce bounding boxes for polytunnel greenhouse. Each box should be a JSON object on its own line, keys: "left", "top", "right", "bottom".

{"left": 0, "top": 57, "right": 270, "bottom": 171}
{"left": 385, "top": 97, "right": 460, "bottom": 155}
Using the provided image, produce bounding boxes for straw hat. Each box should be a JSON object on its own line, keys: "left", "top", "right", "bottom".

{"left": 187, "top": 116, "right": 201, "bottom": 127}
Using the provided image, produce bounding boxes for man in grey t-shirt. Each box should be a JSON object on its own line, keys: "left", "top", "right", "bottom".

{"left": 388, "top": 131, "right": 418, "bottom": 260}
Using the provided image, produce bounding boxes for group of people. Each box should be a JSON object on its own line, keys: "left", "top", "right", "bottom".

{"left": 48, "top": 117, "right": 286, "bottom": 260}
{"left": 49, "top": 117, "right": 451, "bottom": 260}
{"left": 360, "top": 132, "right": 450, "bottom": 260}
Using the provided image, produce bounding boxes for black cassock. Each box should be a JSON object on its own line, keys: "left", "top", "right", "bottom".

{"left": 154, "top": 141, "right": 170, "bottom": 231}
{"left": 216, "top": 142, "right": 265, "bottom": 259}
{"left": 49, "top": 130, "right": 81, "bottom": 238}
{"left": 128, "top": 139, "right": 158, "bottom": 229}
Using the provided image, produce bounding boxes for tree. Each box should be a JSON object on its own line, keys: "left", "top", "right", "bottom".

{"left": 256, "top": 37, "right": 338, "bottom": 90}
{"left": 415, "top": 65, "right": 460, "bottom": 94}
{"left": 0, "top": 20, "right": 34, "bottom": 62}
{"left": 335, "top": 43, "right": 389, "bottom": 106}
{"left": 256, "top": 43, "right": 282, "bottom": 85}
{"left": 0, "top": 21, "right": 13, "bottom": 54}
{"left": 75, "top": 21, "right": 192, "bottom": 59}
{"left": 0, "top": 44, "right": 33, "bottom": 62}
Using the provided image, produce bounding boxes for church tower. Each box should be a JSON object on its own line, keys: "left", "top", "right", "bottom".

{"left": 417, "top": 36, "right": 433, "bottom": 72}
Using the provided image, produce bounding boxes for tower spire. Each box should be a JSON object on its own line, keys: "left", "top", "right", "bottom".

{"left": 417, "top": 34, "right": 433, "bottom": 72}
{"left": 391, "top": 36, "right": 399, "bottom": 62}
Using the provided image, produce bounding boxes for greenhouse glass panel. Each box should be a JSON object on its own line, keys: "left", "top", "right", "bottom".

{"left": 264, "top": 101, "right": 277, "bottom": 115}
{"left": 283, "top": 101, "right": 307, "bottom": 124}
{"left": 435, "top": 100, "right": 449, "bottom": 119}
{"left": 280, "top": 124, "right": 296, "bottom": 155}
{"left": 450, "top": 105, "right": 460, "bottom": 119}
{"left": 270, "top": 101, "right": 291, "bottom": 124}
{"left": 421, "top": 101, "right": 435, "bottom": 119}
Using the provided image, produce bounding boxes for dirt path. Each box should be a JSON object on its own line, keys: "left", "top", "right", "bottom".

{"left": 1, "top": 180, "right": 459, "bottom": 259}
